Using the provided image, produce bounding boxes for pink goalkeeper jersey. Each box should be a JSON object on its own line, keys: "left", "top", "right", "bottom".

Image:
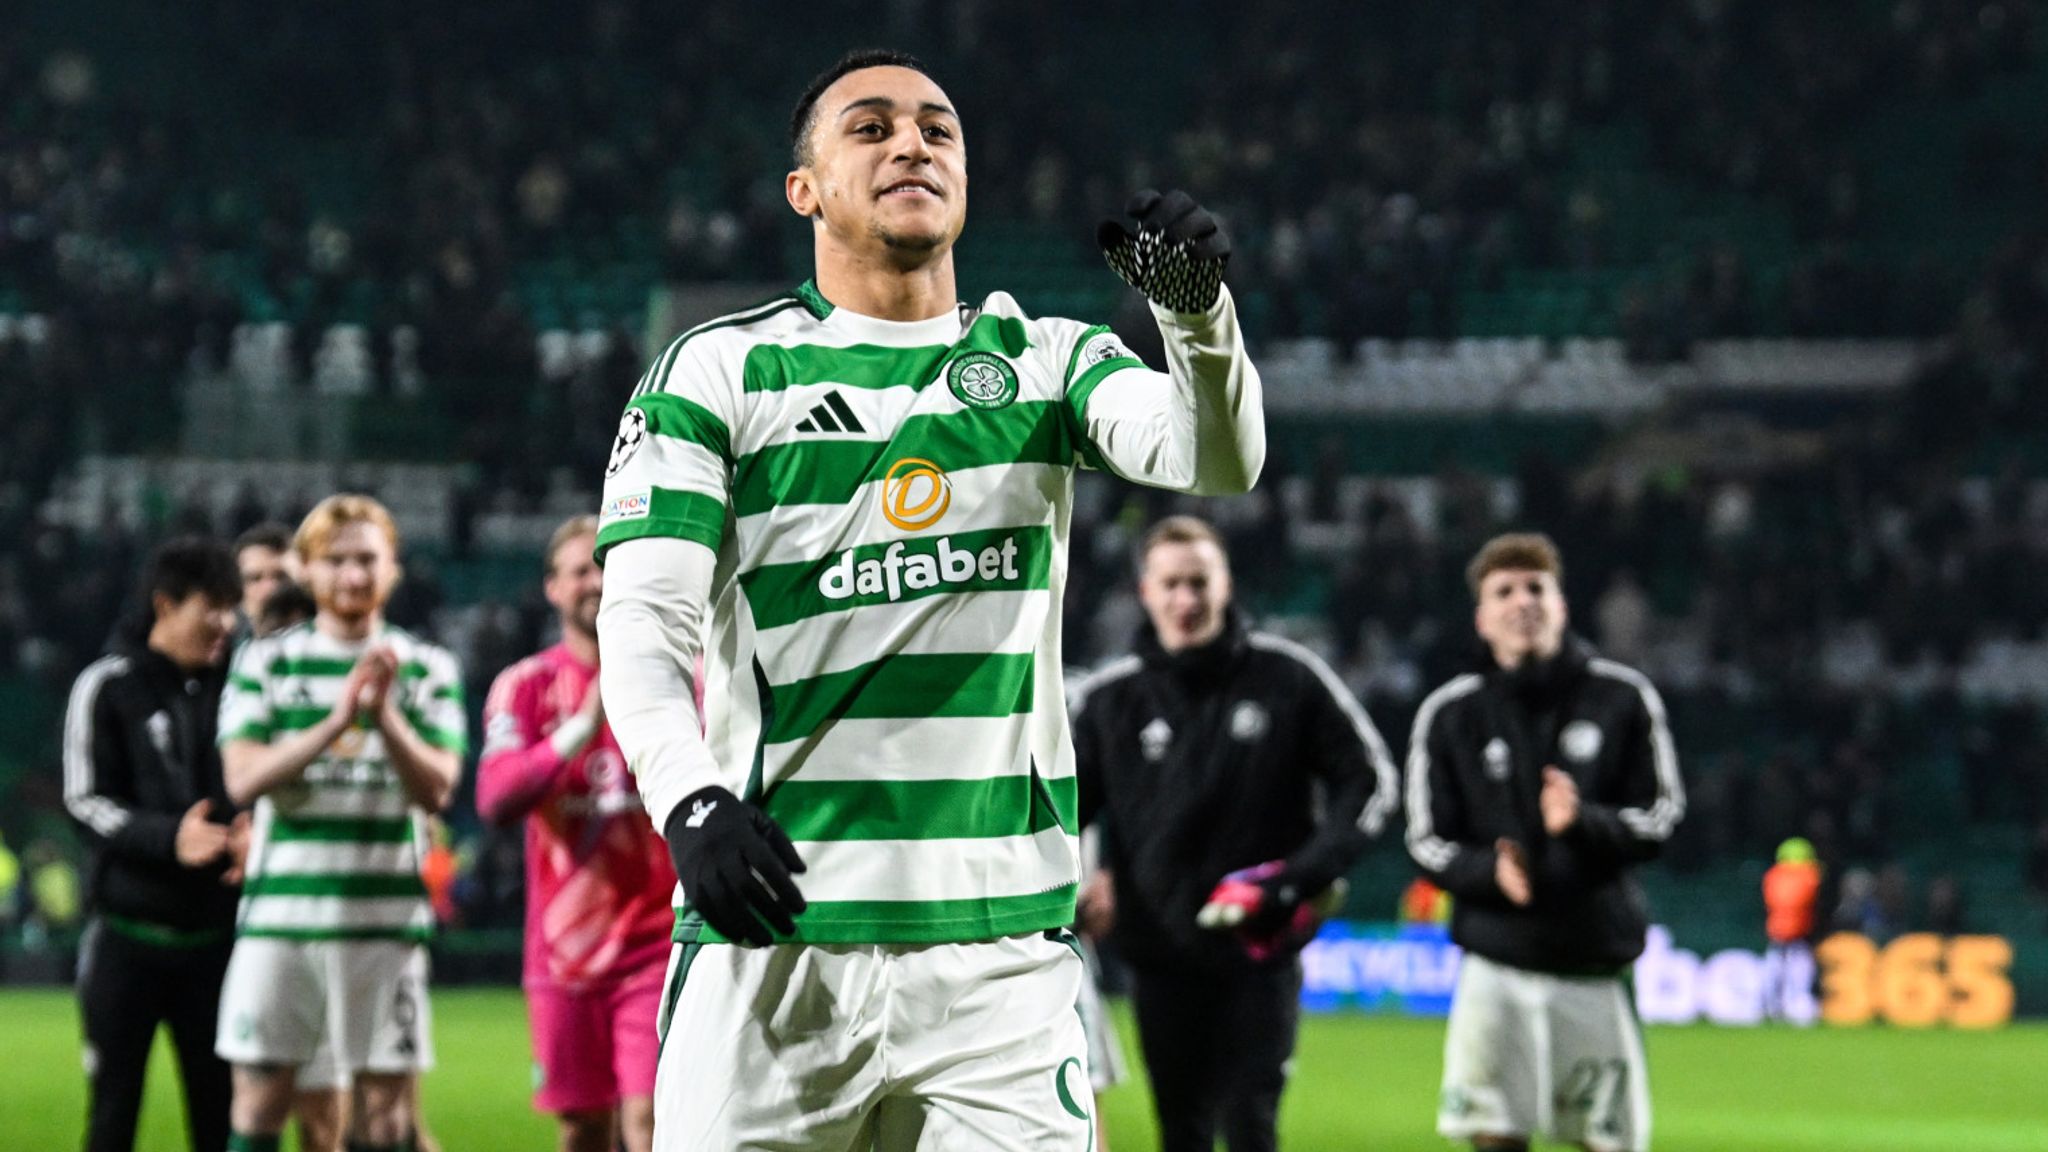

{"left": 479, "top": 644, "right": 676, "bottom": 991}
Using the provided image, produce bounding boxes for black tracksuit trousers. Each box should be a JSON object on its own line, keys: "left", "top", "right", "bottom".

{"left": 1129, "top": 961, "right": 1302, "bottom": 1152}
{"left": 76, "top": 919, "right": 233, "bottom": 1152}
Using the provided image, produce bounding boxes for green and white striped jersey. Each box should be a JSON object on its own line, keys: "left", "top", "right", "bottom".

{"left": 595, "top": 281, "right": 1150, "bottom": 945}
{"left": 219, "top": 622, "right": 467, "bottom": 941}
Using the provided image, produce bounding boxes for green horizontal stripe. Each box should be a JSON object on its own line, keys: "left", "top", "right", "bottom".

{"left": 732, "top": 400, "right": 1071, "bottom": 517}
{"left": 739, "top": 525, "right": 1051, "bottom": 631}
{"left": 631, "top": 391, "right": 732, "bottom": 463}
{"left": 1065, "top": 352, "right": 1144, "bottom": 428}
{"left": 268, "top": 816, "right": 413, "bottom": 843}
{"left": 765, "top": 773, "right": 1077, "bottom": 842}
{"left": 268, "top": 658, "right": 431, "bottom": 680}
{"left": 673, "top": 885, "right": 1077, "bottom": 945}
{"left": 243, "top": 873, "right": 427, "bottom": 899}
{"left": 273, "top": 707, "right": 337, "bottom": 732}
{"left": 228, "top": 674, "right": 264, "bottom": 693}
{"left": 416, "top": 724, "right": 466, "bottom": 753}
{"left": 767, "top": 651, "right": 1034, "bottom": 744}
{"left": 220, "top": 723, "right": 274, "bottom": 746}
{"left": 596, "top": 487, "right": 726, "bottom": 560}
{"left": 739, "top": 314, "right": 1028, "bottom": 395}
{"left": 239, "top": 925, "right": 434, "bottom": 943}
{"left": 745, "top": 341, "right": 950, "bottom": 394}
{"left": 399, "top": 705, "right": 464, "bottom": 751}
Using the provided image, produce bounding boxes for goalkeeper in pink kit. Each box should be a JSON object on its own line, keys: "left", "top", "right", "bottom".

{"left": 479, "top": 515, "right": 677, "bottom": 1152}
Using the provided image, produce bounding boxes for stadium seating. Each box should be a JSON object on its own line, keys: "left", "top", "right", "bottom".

{"left": 9, "top": 0, "right": 2048, "bottom": 978}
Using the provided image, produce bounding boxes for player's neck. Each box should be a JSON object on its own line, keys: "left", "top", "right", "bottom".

{"left": 812, "top": 245, "right": 958, "bottom": 322}
{"left": 317, "top": 609, "right": 381, "bottom": 643}
{"left": 560, "top": 624, "right": 599, "bottom": 668}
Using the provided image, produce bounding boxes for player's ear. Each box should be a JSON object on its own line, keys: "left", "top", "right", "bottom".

{"left": 786, "top": 170, "right": 821, "bottom": 220}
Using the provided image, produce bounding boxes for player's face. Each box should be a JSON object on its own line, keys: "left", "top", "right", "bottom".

{"left": 544, "top": 532, "right": 603, "bottom": 639}
{"left": 1140, "top": 540, "right": 1234, "bottom": 653}
{"left": 152, "top": 591, "right": 239, "bottom": 671}
{"left": 236, "top": 545, "right": 290, "bottom": 621}
{"left": 1475, "top": 567, "right": 1568, "bottom": 668}
{"left": 304, "top": 521, "right": 399, "bottom": 624}
{"left": 790, "top": 66, "right": 966, "bottom": 262}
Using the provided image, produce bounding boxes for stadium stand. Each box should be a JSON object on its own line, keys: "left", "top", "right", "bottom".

{"left": 7, "top": 0, "right": 2048, "bottom": 1010}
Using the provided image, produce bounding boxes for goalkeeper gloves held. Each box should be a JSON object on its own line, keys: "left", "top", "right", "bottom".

{"left": 1196, "top": 860, "right": 1347, "bottom": 962}
{"left": 662, "top": 785, "right": 807, "bottom": 947}
{"left": 1098, "top": 189, "right": 1231, "bottom": 314}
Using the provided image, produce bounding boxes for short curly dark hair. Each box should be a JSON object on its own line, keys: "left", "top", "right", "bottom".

{"left": 789, "top": 49, "right": 938, "bottom": 168}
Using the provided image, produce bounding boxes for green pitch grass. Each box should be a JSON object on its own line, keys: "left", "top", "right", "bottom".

{"left": 2, "top": 988, "right": 2042, "bottom": 1150}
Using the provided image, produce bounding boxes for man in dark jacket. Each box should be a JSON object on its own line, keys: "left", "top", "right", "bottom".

{"left": 1073, "top": 515, "right": 1398, "bottom": 1152}
{"left": 1406, "top": 533, "right": 1684, "bottom": 1152}
{"left": 64, "top": 536, "right": 245, "bottom": 1152}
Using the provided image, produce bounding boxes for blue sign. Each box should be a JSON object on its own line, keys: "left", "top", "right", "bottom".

{"left": 1299, "top": 921, "right": 1461, "bottom": 1016}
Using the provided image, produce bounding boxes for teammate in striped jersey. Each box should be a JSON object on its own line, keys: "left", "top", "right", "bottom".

{"left": 214, "top": 495, "right": 466, "bottom": 1152}
{"left": 595, "top": 49, "right": 1264, "bottom": 1149}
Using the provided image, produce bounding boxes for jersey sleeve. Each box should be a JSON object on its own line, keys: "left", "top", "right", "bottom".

{"left": 1569, "top": 665, "right": 1685, "bottom": 864}
{"left": 218, "top": 639, "right": 276, "bottom": 746}
{"left": 1055, "top": 323, "right": 1148, "bottom": 473}
{"left": 479, "top": 662, "right": 543, "bottom": 764}
{"left": 595, "top": 336, "right": 741, "bottom": 565}
{"left": 476, "top": 661, "right": 566, "bottom": 826}
{"left": 1054, "top": 289, "right": 1265, "bottom": 495}
{"left": 405, "top": 644, "right": 469, "bottom": 755}
{"left": 1404, "top": 684, "right": 1506, "bottom": 905}
{"left": 596, "top": 535, "right": 725, "bottom": 832}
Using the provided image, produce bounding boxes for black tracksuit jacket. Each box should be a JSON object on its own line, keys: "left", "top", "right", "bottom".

{"left": 1404, "top": 636, "right": 1686, "bottom": 974}
{"left": 1073, "top": 611, "right": 1399, "bottom": 973}
{"left": 62, "top": 645, "right": 240, "bottom": 934}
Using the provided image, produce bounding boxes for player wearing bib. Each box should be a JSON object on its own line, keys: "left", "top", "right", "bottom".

{"left": 479, "top": 516, "right": 675, "bottom": 1152}
{"left": 216, "top": 496, "right": 465, "bottom": 1152}
{"left": 594, "top": 52, "right": 1263, "bottom": 1151}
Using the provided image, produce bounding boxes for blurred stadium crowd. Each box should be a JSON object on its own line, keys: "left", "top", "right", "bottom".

{"left": 8, "top": 0, "right": 2048, "bottom": 955}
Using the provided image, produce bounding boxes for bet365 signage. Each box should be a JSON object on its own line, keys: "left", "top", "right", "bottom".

{"left": 1816, "top": 932, "right": 2013, "bottom": 1029}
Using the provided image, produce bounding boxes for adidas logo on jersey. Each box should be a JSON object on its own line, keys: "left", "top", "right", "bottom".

{"left": 818, "top": 535, "right": 1021, "bottom": 603}
{"left": 794, "top": 391, "right": 866, "bottom": 434}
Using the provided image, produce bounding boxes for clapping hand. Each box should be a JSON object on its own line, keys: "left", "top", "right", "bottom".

{"left": 1541, "top": 766, "right": 1579, "bottom": 836}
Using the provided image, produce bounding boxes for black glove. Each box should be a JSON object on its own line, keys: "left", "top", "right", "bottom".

{"left": 1097, "top": 189, "right": 1231, "bottom": 314}
{"left": 662, "top": 785, "right": 807, "bottom": 946}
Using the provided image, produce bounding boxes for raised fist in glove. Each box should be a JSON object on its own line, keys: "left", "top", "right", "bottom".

{"left": 1097, "top": 189, "right": 1231, "bottom": 314}
{"left": 663, "top": 785, "right": 807, "bottom": 946}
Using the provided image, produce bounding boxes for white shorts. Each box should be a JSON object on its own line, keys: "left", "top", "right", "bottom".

{"left": 293, "top": 1042, "right": 347, "bottom": 1093}
{"left": 1439, "top": 953, "right": 1651, "bottom": 1152}
{"left": 216, "top": 937, "right": 435, "bottom": 1083}
{"left": 654, "top": 930, "right": 1092, "bottom": 1151}
{"left": 1076, "top": 943, "right": 1126, "bottom": 1093}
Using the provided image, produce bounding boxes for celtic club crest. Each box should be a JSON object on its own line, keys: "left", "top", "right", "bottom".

{"left": 946, "top": 352, "right": 1020, "bottom": 410}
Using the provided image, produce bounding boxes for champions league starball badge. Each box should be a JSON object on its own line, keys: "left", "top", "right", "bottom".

{"left": 606, "top": 408, "right": 648, "bottom": 477}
